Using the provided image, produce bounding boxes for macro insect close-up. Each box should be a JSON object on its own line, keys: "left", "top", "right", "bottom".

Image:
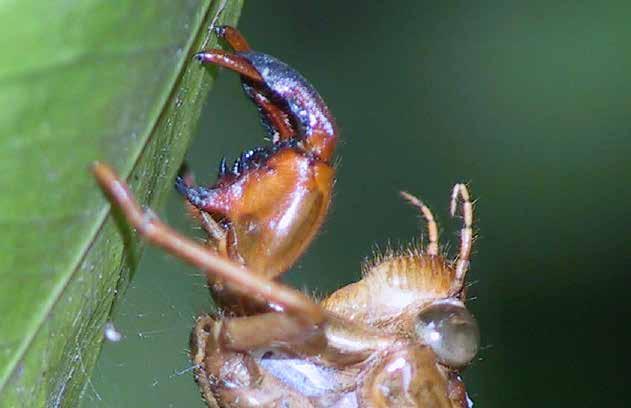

{"left": 4, "top": 1, "right": 628, "bottom": 407}
{"left": 93, "top": 26, "right": 480, "bottom": 407}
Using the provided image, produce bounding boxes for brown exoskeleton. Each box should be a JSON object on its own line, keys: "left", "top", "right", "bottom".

{"left": 93, "top": 26, "right": 479, "bottom": 407}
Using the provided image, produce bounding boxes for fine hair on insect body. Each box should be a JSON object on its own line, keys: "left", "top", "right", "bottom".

{"left": 94, "top": 25, "right": 480, "bottom": 408}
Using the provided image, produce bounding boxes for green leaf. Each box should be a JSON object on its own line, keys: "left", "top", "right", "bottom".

{"left": 0, "top": 0, "right": 243, "bottom": 405}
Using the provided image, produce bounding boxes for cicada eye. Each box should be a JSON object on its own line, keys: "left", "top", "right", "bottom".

{"left": 414, "top": 301, "right": 480, "bottom": 368}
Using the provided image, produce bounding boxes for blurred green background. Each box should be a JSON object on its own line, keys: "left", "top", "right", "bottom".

{"left": 83, "top": 1, "right": 630, "bottom": 406}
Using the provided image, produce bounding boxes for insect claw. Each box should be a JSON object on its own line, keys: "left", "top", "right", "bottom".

{"left": 218, "top": 157, "right": 228, "bottom": 178}
{"left": 174, "top": 175, "right": 188, "bottom": 195}
{"left": 175, "top": 177, "right": 211, "bottom": 209}
{"left": 93, "top": 26, "right": 480, "bottom": 407}
{"left": 232, "top": 156, "right": 242, "bottom": 175}
{"left": 250, "top": 147, "right": 269, "bottom": 167}
{"left": 212, "top": 25, "right": 226, "bottom": 37}
{"left": 213, "top": 25, "right": 251, "bottom": 52}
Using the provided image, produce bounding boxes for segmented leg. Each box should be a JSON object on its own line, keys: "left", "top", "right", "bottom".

{"left": 197, "top": 25, "right": 338, "bottom": 163}
{"left": 362, "top": 346, "right": 454, "bottom": 408}
{"left": 198, "top": 211, "right": 228, "bottom": 256}
{"left": 214, "top": 312, "right": 325, "bottom": 352}
{"left": 92, "top": 162, "right": 324, "bottom": 325}
{"left": 214, "top": 25, "right": 251, "bottom": 52}
{"left": 219, "top": 25, "right": 296, "bottom": 140}
{"left": 241, "top": 82, "right": 296, "bottom": 141}
{"left": 191, "top": 316, "right": 316, "bottom": 408}
{"left": 400, "top": 191, "right": 439, "bottom": 256}
{"left": 178, "top": 165, "right": 228, "bottom": 255}
{"left": 450, "top": 183, "right": 473, "bottom": 289}
{"left": 194, "top": 50, "right": 263, "bottom": 82}
{"left": 198, "top": 26, "right": 296, "bottom": 141}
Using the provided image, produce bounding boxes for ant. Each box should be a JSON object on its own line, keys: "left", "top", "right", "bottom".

{"left": 93, "top": 26, "right": 479, "bottom": 407}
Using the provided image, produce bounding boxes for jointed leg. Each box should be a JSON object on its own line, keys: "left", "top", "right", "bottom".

{"left": 194, "top": 49, "right": 263, "bottom": 82}
{"left": 199, "top": 312, "right": 385, "bottom": 359}
{"left": 242, "top": 81, "right": 295, "bottom": 141}
{"left": 214, "top": 25, "right": 251, "bottom": 52}
{"left": 195, "top": 25, "right": 260, "bottom": 81}
{"left": 400, "top": 191, "right": 439, "bottom": 256}
{"left": 191, "top": 315, "right": 316, "bottom": 407}
{"left": 214, "top": 312, "right": 325, "bottom": 352}
{"left": 450, "top": 183, "right": 473, "bottom": 288}
{"left": 92, "top": 162, "right": 324, "bottom": 325}
{"left": 197, "top": 25, "right": 296, "bottom": 141}
{"left": 178, "top": 165, "right": 228, "bottom": 255}
{"left": 198, "top": 212, "right": 228, "bottom": 256}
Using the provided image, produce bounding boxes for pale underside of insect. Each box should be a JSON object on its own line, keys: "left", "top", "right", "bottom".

{"left": 93, "top": 26, "right": 480, "bottom": 408}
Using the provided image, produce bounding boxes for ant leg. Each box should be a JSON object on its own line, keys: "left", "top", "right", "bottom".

{"left": 194, "top": 49, "right": 263, "bottom": 82}
{"left": 450, "top": 183, "right": 473, "bottom": 289}
{"left": 400, "top": 191, "right": 439, "bottom": 256}
{"left": 92, "top": 162, "right": 324, "bottom": 325}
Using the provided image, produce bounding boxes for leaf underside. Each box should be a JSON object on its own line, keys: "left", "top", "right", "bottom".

{"left": 0, "top": 0, "right": 243, "bottom": 406}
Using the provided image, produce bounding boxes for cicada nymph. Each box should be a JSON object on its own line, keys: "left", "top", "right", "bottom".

{"left": 93, "top": 25, "right": 479, "bottom": 408}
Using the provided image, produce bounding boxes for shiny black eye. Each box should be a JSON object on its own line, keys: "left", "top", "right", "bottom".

{"left": 414, "top": 301, "right": 480, "bottom": 368}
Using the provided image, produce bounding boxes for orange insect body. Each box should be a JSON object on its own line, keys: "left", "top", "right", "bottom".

{"left": 181, "top": 149, "right": 334, "bottom": 280}
{"left": 93, "top": 26, "right": 479, "bottom": 408}
{"left": 176, "top": 26, "right": 337, "bottom": 283}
